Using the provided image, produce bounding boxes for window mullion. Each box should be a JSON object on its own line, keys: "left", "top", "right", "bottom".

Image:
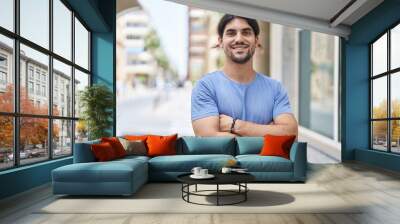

{"left": 386, "top": 30, "right": 392, "bottom": 152}
{"left": 48, "top": 0, "right": 54, "bottom": 160}
{"left": 370, "top": 45, "right": 374, "bottom": 149}
{"left": 13, "top": 0, "right": 21, "bottom": 167}
{"left": 71, "top": 11, "right": 76, "bottom": 154}
{"left": 388, "top": 30, "right": 391, "bottom": 152}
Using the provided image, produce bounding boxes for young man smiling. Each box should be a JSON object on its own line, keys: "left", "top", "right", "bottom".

{"left": 191, "top": 14, "right": 298, "bottom": 137}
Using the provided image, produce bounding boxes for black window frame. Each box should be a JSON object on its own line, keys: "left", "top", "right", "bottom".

{"left": 370, "top": 20, "right": 400, "bottom": 154}
{"left": 0, "top": 0, "right": 92, "bottom": 171}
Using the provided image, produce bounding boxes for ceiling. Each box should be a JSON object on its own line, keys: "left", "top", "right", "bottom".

{"left": 226, "top": 0, "right": 360, "bottom": 25}
{"left": 116, "top": 0, "right": 384, "bottom": 38}
{"left": 165, "top": 0, "right": 384, "bottom": 38}
{"left": 117, "top": 0, "right": 140, "bottom": 14}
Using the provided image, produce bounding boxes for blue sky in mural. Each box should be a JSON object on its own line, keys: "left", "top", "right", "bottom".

{"left": 139, "top": 0, "right": 189, "bottom": 79}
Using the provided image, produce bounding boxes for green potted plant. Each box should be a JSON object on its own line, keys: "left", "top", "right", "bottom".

{"left": 79, "top": 84, "right": 114, "bottom": 140}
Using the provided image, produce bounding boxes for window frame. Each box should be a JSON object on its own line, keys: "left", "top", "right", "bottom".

{"left": 370, "top": 20, "right": 400, "bottom": 154}
{"left": 0, "top": 0, "right": 92, "bottom": 171}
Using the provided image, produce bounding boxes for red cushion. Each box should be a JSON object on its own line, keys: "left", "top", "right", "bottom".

{"left": 101, "top": 137, "right": 127, "bottom": 158}
{"left": 91, "top": 142, "right": 117, "bottom": 161}
{"left": 146, "top": 134, "right": 178, "bottom": 157}
{"left": 124, "top": 135, "right": 148, "bottom": 141}
{"left": 259, "top": 134, "right": 296, "bottom": 159}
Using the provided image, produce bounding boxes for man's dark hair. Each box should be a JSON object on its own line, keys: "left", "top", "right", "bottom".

{"left": 217, "top": 14, "right": 260, "bottom": 38}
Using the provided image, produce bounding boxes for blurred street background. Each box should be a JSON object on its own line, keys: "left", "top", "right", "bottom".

{"left": 116, "top": 0, "right": 342, "bottom": 163}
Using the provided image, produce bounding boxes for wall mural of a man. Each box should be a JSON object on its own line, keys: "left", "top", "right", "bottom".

{"left": 191, "top": 14, "right": 298, "bottom": 137}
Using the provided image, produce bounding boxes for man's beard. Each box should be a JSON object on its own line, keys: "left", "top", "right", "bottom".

{"left": 225, "top": 47, "right": 255, "bottom": 64}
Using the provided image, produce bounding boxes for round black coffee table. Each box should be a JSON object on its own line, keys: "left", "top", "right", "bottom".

{"left": 177, "top": 173, "right": 255, "bottom": 206}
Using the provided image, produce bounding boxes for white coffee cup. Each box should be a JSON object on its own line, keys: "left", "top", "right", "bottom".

{"left": 200, "top": 169, "right": 208, "bottom": 176}
{"left": 191, "top": 167, "right": 202, "bottom": 176}
{"left": 221, "top": 167, "right": 232, "bottom": 174}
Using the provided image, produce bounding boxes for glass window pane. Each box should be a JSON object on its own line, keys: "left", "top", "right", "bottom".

{"left": 74, "top": 69, "right": 89, "bottom": 118}
{"left": 372, "top": 121, "right": 388, "bottom": 151}
{"left": 53, "top": 119, "right": 72, "bottom": 158}
{"left": 391, "top": 72, "right": 400, "bottom": 118}
{"left": 0, "top": 0, "right": 14, "bottom": 31}
{"left": 53, "top": 59, "right": 72, "bottom": 117}
{"left": 0, "top": 116, "right": 14, "bottom": 170}
{"left": 308, "top": 32, "right": 336, "bottom": 138}
{"left": 53, "top": 0, "right": 72, "bottom": 60}
{"left": 20, "top": 44, "right": 49, "bottom": 115}
{"left": 391, "top": 120, "right": 400, "bottom": 153}
{"left": 20, "top": 0, "right": 49, "bottom": 49}
{"left": 391, "top": 24, "right": 400, "bottom": 70}
{"left": 20, "top": 117, "right": 49, "bottom": 165}
{"left": 0, "top": 34, "right": 14, "bottom": 113}
{"left": 372, "top": 77, "right": 387, "bottom": 119}
{"left": 75, "top": 18, "right": 89, "bottom": 70}
{"left": 75, "top": 120, "right": 88, "bottom": 143}
{"left": 372, "top": 33, "right": 387, "bottom": 76}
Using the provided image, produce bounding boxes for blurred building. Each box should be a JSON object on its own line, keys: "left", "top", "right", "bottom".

{"left": 188, "top": 8, "right": 209, "bottom": 81}
{"left": 253, "top": 21, "right": 270, "bottom": 76}
{"left": 117, "top": 7, "right": 157, "bottom": 88}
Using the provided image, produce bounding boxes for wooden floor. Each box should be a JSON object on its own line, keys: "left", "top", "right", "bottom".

{"left": 1, "top": 162, "right": 400, "bottom": 224}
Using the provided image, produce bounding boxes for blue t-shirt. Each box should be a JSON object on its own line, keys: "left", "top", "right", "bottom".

{"left": 191, "top": 71, "right": 292, "bottom": 124}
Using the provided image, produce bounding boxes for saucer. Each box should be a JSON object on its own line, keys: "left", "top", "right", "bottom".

{"left": 190, "top": 174, "right": 215, "bottom": 179}
{"left": 232, "top": 170, "right": 249, "bottom": 174}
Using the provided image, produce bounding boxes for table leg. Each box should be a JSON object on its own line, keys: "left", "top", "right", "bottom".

{"left": 217, "top": 184, "right": 219, "bottom": 206}
{"left": 181, "top": 184, "right": 183, "bottom": 199}
{"left": 187, "top": 184, "right": 190, "bottom": 202}
{"left": 245, "top": 183, "right": 247, "bottom": 201}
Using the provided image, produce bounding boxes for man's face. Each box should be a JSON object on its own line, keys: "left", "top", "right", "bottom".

{"left": 219, "top": 18, "right": 259, "bottom": 64}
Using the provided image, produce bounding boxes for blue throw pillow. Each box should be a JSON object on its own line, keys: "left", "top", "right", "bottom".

{"left": 236, "top": 137, "right": 264, "bottom": 155}
{"left": 179, "top": 136, "right": 235, "bottom": 155}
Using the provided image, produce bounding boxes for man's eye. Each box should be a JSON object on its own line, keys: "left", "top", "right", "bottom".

{"left": 242, "top": 31, "right": 252, "bottom": 36}
{"left": 226, "top": 32, "right": 235, "bottom": 36}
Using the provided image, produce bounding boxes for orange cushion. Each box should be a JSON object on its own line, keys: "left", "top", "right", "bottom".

{"left": 124, "top": 135, "right": 148, "bottom": 141}
{"left": 101, "top": 137, "right": 127, "bottom": 158}
{"left": 146, "top": 134, "right": 178, "bottom": 157}
{"left": 91, "top": 142, "right": 117, "bottom": 161}
{"left": 259, "top": 134, "right": 296, "bottom": 159}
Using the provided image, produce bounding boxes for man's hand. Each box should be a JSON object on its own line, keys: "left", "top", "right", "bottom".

{"left": 233, "top": 113, "right": 298, "bottom": 137}
{"left": 219, "top": 114, "right": 234, "bottom": 132}
{"left": 192, "top": 116, "right": 237, "bottom": 137}
{"left": 193, "top": 113, "right": 297, "bottom": 137}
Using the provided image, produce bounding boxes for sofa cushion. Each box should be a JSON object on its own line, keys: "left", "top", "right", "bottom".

{"left": 124, "top": 135, "right": 148, "bottom": 141}
{"left": 236, "top": 155, "right": 293, "bottom": 172}
{"left": 236, "top": 137, "right": 263, "bottom": 155}
{"left": 148, "top": 154, "right": 235, "bottom": 172}
{"left": 101, "top": 137, "right": 127, "bottom": 158}
{"left": 52, "top": 159, "right": 147, "bottom": 183}
{"left": 115, "top": 155, "right": 150, "bottom": 164}
{"left": 147, "top": 134, "right": 178, "bottom": 157}
{"left": 178, "top": 136, "right": 235, "bottom": 155}
{"left": 118, "top": 138, "right": 147, "bottom": 156}
{"left": 91, "top": 142, "right": 118, "bottom": 161}
{"left": 260, "top": 135, "right": 296, "bottom": 159}
{"left": 73, "top": 139, "right": 100, "bottom": 163}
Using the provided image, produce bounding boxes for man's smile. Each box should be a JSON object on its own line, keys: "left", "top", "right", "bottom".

{"left": 231, "top": 44, "right": 249, "bottom": 50}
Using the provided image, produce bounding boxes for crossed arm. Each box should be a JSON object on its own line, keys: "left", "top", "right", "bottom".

{"left": 192, "top": 113, "right": 298, "bottom": 137}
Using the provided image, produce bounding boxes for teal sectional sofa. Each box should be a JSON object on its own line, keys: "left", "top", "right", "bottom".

{"left": 52, "top": 137, "right": 307, "bottom": 196}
